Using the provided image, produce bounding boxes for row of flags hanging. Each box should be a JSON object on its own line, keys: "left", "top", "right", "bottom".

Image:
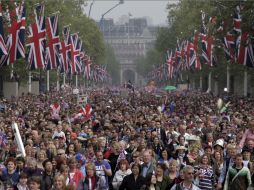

{"left": 148, "top": 2, "right": 254, "bottom": 82}
{"left": 0, "top": 1, "right": 111, "bottom": 83}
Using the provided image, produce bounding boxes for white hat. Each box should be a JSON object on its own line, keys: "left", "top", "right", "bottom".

{"left": 214, "top": 139, "right": 224, "bottom": 148}
{"left": 176, "top": 146, "right": 186, "bottom": 151}
{"left": 186, "top": 135, "right": 200, "bottom": 141}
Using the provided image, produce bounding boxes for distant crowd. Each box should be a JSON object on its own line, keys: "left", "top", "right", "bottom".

{"left": 0, "top": 87, "right": 253, "bottom": 190}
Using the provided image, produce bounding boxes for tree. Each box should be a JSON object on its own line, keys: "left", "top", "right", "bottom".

{"left": 104, "top": 45, "right": 120, "bottom": 84}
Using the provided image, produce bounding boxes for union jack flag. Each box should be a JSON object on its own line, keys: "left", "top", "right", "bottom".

{"left": 166, "top": 50, "right": 174, "bottom": 79}
{"left": 70, "top": 33, "right": 81, "bottom": 74}
{"left": 26, "top": 4, "right": 46, "bottom": 70}
{"left": 0, "top": 1, "right": 7, "bottom": 57}
{"left": 45, "top": 14, "right": 61, "bottom": 70}
{"left": 84, "top": 55, "right": 92, "bottom": 79}
{"left": 59, "top": 26, "right": 71, "bottom": 73}
{"left": 0, "top": 0, "right": 26, "bottom": 67}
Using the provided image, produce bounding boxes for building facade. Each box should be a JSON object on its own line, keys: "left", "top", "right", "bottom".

{"left": 99, "top": 18, "right": 157, "bottom": 86}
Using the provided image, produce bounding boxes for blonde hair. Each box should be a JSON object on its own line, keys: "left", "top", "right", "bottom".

{"left": 86, "top": 163, "right": 96, "bottom": 171}
{"left": 169, "top": 159, "right": 178, "bottom": 166}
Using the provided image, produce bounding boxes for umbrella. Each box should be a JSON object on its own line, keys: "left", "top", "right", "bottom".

{"left": 164, "top": 85, "right": 177, "bottom": 91}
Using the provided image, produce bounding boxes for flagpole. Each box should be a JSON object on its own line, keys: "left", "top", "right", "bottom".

{"left": 28, "top": 71, "right": 32, "bottom": 93}
{"left": 56, "top": 70, "right": 60, "bottom": 91}
{"left": 75, "top": 74, "right": 78, "bottom": 88}
{"left": 47, "top": 70, "right": 50, "bottom": 92}
{"left": 199, "top": 75, "right": 203, "bottom": 91}
{"left": 10, "top": 64, "right": 14, "bottom": 79}
{"left": 226, "top": 65, "right": 230, "bottom": 92}
{"left": 244, "top": 68, "right": 247, "bottom": 97}
{"left": 207, "top": 72, "right": 212, "bottom": 93}
{"left": 63, "top": 73, "right": 66, "bottom": 86}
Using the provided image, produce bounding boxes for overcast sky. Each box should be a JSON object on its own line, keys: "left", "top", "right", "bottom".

{"left": 83, "top": 0, "right": 176, "bottom": 26}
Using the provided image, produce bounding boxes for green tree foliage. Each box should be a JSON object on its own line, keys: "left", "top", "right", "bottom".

{"left": 136, "top": 49, "right": 162, "bottom": 77}
{"left": 104, "top": 45, "right": 120, "bottom": 84}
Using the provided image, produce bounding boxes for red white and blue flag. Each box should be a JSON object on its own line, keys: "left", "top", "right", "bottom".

{"left": 0, "top": 1, "right": 7, "bottom": 58}
{"left": 26, "top": 4, "right": 46, "bottom": 70}
{"left": 70, "top": 33, "right": 81, "bottom": 74}
{"left": 166, "top": 50, "right": 174, "bottom": 79}
{"left": 45, "top": 14, "right": 61, "bottom": 70}
{"left": 0, "top": 0, "right": 26, "bottom": 67}
{"left": 59, "top": 26, "right": 71, "bottom": 73}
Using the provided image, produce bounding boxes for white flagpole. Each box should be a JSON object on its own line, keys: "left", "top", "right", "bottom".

{"left": 28, "top": 71, "right": 32, "bottom": 93}
{"left": 75, "top": 74, "right": 78, "bottom": 88}
{"left": 47, "top": 70, "right": 50, "bottom": 92}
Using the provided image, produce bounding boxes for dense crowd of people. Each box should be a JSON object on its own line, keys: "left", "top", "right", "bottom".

{"left": 0, "top": 87, "right": 254, "bottom": 190}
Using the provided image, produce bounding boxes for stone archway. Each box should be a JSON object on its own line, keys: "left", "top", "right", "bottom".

{"left": 122, "top": 69, "right": 136, "bottom": 84}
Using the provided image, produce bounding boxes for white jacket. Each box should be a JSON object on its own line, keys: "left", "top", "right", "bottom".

{"left": 112, "top": 169, "right": 132, "bottom": 190}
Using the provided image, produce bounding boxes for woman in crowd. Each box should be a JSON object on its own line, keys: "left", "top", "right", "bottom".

{"left": 36, "top": 150, "right": 47, "bottom": 170}
{"left": 77, "top": 163, "right": 99, "bottom": 190}
{"left": 112, "top": 159, "right": 132, "bottom": 190}
{"left": 194, "top": 154, "right": 214, "bottom": 190}
{"left": 158, "top": 149, "right": 170, "bottom": 171}
{"left": 52, "top": 174, "right": 66, "bottom": 190}
{"left": 155, "top": 163, "right": 170, "bottom": 190}
{"left": 168, "top": 160, "right": 178, "bottom": 189}
{"left": 119, "top": 163, "right": 145, "bottom": 190}
{"left": 212, "top": 151, "right": 224, "bottom": 184}
{"left": 66, "top": 143, "right": 76, "bottom": 159}
{"left": 0, "top": 157, "right": 19, "bottom": 187}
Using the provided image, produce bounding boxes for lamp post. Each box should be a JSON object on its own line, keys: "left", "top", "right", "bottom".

{"left": 99, "top": 0, "right": 124, "bottom": 33}
{"left": 88, "top": 0, "right": 95, "bottom": 18}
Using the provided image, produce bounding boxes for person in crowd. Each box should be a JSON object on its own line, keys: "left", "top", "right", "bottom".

{"left": 170, "top": 165, "right": 200, "bottom": 190}
{"left": 112, "top": 159, "right": 132, "bottom": 190}
{"left": 41, "top": 159, "right": 55, "bottom": 190}
{"left": 15, "top": 172, "right": 29, "bottom": 190}
{"left": 194, "top": 154, "right": 214, "bottom": 190}
{"left": 223, "top": 153, "right": 252, "bottom": 190}
{"left": 27, "top": 176, "right": 41, "bottom": 190}
{"left": 168, "top": 160, "right": 179, "bottom": 189}
{"left": 155, "top": 163, "right": 170, "bottom": 190}
{"left": 94, "top": 151, "right": 112, "bottom": 190}
{"left": 141, "top": 150, "right": 156, "bottom": 179}
{"left": 68, "top": 158, "right": 83, "bottom": 188}
{"left": 52, "top": 174, "right": 66, "bottom": 190}
{"left": 119, "top": 163, "right": 145, "bottom": 190}
{"left": 77, "top": 163, "right": 99, "bottom": 190}
{"left": 0, "top": 157, "right": 19, "bottom": 186}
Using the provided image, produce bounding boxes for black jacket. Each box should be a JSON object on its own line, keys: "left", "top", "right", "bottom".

{"left": 119, "top": 174, "right": 146, "bottom": 190}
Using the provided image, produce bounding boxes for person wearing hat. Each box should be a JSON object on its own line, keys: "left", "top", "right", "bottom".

{"left": 173, "top": 146, "right": 187, "bottom": 167}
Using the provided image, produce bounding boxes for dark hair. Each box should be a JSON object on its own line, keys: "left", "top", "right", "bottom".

{"left": 131, "top": 163, "right": 141, "bottom": 173}
{"left": 28, "top": 176, "right": 41, "bottom": 185}
{"left": 19, "top": 172, "right": 28, "bottom": 179}
{"left": 156, "top": 163, "right": 167, "bottom": 171}
{"left": 42, "top": 159, "right": 52, "bottom": 168}
{"left": 16, "top": 156, "right": 26, "bottom": 164}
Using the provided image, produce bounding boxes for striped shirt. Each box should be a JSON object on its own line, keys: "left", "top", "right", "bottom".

{"left": 194, "top": 165, "right": 214, "bottom": 190}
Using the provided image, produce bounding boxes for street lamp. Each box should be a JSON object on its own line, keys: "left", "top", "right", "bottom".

{"left": 100, "top": 0, "right": 124, "bottom": 32}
